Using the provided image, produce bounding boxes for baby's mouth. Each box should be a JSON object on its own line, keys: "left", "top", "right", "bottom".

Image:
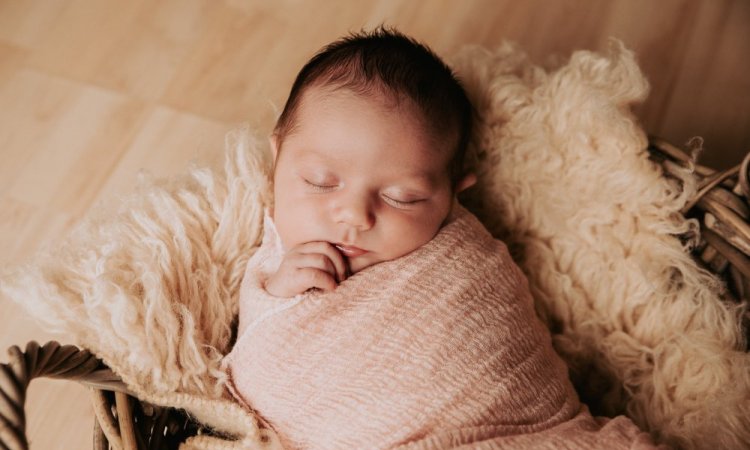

{"left": 334, "top": 244, "right": 368, "bottom": 258}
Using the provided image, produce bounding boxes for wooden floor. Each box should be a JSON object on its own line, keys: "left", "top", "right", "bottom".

{"left": 0, "top": 1, "right": 748, "bottom": 448}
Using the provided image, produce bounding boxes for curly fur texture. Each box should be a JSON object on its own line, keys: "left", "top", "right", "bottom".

{"left": 452, "top": 40, "right": 749, "bottom": 449}
{"left": 1, "top": 130, "right": 281, "bottom": 448}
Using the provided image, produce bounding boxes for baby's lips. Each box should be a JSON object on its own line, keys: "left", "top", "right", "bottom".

{"left": 334, "top": 244, "right": 368, "bottom": 258}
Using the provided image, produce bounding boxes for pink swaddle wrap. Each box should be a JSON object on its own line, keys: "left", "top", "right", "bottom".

{"left": 223, "top": 205, "right": 658, "bottom": 449}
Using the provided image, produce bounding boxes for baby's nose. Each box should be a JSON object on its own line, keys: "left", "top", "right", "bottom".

{"left": 335, "top": 198, "right": 375, "bottom": 231}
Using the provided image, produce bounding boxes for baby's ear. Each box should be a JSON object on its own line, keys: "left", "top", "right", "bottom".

{"left": 455, "top": 172, "right": 477, "bottom": 193}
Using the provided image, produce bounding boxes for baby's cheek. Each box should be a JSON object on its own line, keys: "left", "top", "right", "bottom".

{"left": 275, "top": 195, "right": 326, "bottom": 247}
{"left": 276, "top": 219, "right": 311, "bottom": 250}
{"left": 384, "top": 218, "right": 440, "bottom": 257}
{"left": 272, "top": 203, "right": 302, "bottom": 248}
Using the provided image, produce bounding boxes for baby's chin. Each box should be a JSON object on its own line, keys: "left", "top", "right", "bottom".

{"left": 346, "top": 250, "right": 410, "bottom": 274}
{"left": 347, "top": 256, "right": 377, "bottom": 275}
{"left": 346, "top": 252, "right": 395, "bottom": 275}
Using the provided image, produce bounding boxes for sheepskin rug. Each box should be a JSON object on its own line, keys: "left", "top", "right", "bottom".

{"left": 1, "top": 40, "right": 748, "bottom": 450}
{"left": 1, "top": 131, "right": 282, "bottom": 449}
{"left": 452, "top": 40, "right": 749, "bottom": 449}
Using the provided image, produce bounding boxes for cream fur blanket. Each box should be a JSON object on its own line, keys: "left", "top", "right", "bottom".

{"left": 1, "top": 41, "right": 748, "bottom": 449}
{"left": 2, "top": 132, "right": 277, "bottom": 449}
{"left": 452, "top": 41, "right": 749, "bottom": 449}
{"left": 224, "top": 206, "right": 655, "bottom": 449}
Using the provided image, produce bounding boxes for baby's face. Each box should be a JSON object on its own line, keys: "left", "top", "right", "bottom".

{"left": 271, "top": 86, "right": 457, "bottom": 274}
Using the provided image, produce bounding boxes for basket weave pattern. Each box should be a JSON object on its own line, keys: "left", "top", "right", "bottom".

{"left": 649, "top": 137, "right": 750, "bottom": 345}
{"left": 0, "top": 342, "right": 209, "bottom": 448}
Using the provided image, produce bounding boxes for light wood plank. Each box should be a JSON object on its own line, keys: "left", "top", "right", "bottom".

{"left": 25, "top": 0, "right": 209, "bottom": 101}
{"left": 0, "top": 0, "right": 69, "bottom": 48}
{"left": 660, "top": 0, "right": 750, "bottom": 168}
{"left": 91, "top": 106, "right": 233, "bottom": 206}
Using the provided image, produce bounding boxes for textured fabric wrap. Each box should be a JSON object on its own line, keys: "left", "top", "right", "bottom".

{"left": 224, "top": 204, "right": 657, "bottom": 449}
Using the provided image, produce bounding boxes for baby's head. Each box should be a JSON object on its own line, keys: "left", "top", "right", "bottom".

{"left": 270, "top": 27, "right": 476, "bottom": 273}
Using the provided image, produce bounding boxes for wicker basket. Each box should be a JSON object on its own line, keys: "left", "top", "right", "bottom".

{"left": 0, "top": 341, "right": 207, "bottom": 450}
{"left": 648, "top": 136, "right": 750, "bottom": 339}
{"left": 1, "top": 138, "right": 748, "bottom": 449}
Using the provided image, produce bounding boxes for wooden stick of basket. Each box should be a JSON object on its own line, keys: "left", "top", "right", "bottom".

{"left": 649, "top": 136, "right": 750, "bottom": 336}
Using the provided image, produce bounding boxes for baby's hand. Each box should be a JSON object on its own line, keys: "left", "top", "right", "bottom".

{"left": 265, "top": 241, "right": 348, "bottom": 298}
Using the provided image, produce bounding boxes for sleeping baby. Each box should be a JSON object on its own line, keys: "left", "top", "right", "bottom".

{"left": 223, "top": 27, "right": 661, "bottom": 449}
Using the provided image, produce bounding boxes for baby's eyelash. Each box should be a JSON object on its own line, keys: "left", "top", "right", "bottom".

{"left": 382, "top": 195, "right": 423, "bottom": 208}
{"left": 303, "top": 179, "right": 337, "bottom": 192}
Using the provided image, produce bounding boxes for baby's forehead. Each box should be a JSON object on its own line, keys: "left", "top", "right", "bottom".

{"left": 286, "top": 86, "right": 449, "bottom": 161}
{"left": 296, "top": 84, "right": 444, "bottom": 142}
{"left": 282, "top": 84, "right": 460, "bottom": 172}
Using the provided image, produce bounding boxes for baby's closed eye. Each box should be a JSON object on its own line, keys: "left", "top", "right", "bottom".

{"left": 303, "top": 178, "right": 338, "bottom": 192}
{"left": 381, "top": 195, "right": 425, "bottom": 208}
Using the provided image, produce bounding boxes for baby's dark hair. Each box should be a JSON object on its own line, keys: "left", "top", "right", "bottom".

{"left": 273, "top": 27, "right": 473, "bottom": 186}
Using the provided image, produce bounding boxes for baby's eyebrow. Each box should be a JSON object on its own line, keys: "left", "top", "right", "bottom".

{"left": 391, "top": 175, "right": 439, "bottom": 192}
{"left": 299, "top": 147, "right": 348, "bottom": 165}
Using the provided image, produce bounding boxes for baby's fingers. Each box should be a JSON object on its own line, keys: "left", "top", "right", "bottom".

{"left": 291, "top": 253, "right": 339, "bottom": 281}
{"left": 297, "top": 242, "right": 348, "bottom": 282}
{"left": 295, "top": 267, "right": 337, "bottom": 292}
